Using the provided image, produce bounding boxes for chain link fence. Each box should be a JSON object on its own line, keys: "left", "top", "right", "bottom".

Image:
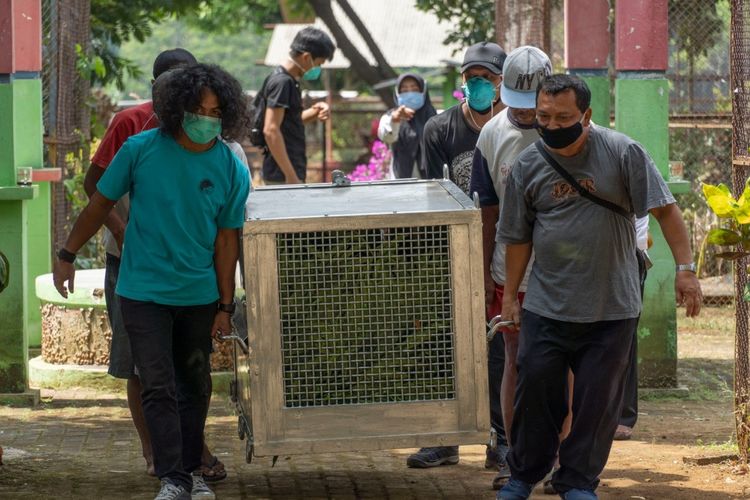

{"left": 730, "top": 0, "right": 750, "bottom": 463}
{"left": 41, "top": 0, "right": 92, "bottom": 252}
{"left": 668, "top": 0, "right": 733, "bottom": 306}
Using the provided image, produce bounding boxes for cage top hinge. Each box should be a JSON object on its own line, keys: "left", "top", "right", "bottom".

{"left": 331, "top": 170, "right": 351, "bottom": 187}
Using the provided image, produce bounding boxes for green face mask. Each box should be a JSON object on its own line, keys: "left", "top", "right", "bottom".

{"left": 182, "top": 111, "right": 221, "bottom": 144}
{"left": 303, "top": 65, "right": 322, "bottom": 81}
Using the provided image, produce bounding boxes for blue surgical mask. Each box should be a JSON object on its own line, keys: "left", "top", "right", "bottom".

{"left": 397, "top": 91, "right": 425, "bottom": 110}
{"left": 182, "top": 112, "right": 221, "bottom": 144}
{"left": 462, "top": 77, "right": 498, "bottom": 112}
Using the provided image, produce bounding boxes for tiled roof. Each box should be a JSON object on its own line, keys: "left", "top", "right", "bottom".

{"left": 264, "top": 0, "right": 463, "bottom": 69}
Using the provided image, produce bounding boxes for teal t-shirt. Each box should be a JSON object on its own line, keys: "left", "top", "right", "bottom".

{"left": 97, "top": 128, "right": 250, "bottom": 306}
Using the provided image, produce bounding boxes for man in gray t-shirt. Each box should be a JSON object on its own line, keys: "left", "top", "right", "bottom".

{"left": 497, "top": 75, "right": 702, "bottom": 500}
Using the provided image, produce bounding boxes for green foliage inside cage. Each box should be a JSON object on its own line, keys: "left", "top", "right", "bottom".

{"left": 277, "top": 226, "right": 456, "bottom": 407}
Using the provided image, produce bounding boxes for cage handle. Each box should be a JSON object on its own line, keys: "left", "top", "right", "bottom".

{"left": 487, "top": 315, "right": 515, "bottom": 342}
{"left": 219, "top": 333, "right": 249, "bottom": 355}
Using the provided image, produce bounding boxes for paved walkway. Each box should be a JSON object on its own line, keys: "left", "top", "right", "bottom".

{"left": 0, "top": 388, "right": 510, "bottom": 499}
{"left": 1, "top": 388, "right": 747, "bottom": 499}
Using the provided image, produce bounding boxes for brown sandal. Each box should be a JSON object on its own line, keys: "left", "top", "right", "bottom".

{"left": 200, "top": 456, "right": 227, "bottom": 482}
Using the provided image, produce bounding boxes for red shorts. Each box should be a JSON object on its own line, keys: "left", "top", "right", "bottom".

{"left": 488, "top": 283, "right": 525, "bottom": 335}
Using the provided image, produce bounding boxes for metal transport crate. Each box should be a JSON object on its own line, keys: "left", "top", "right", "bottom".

{"left": 229, "top": 179, "right": 489, "bottom": 462}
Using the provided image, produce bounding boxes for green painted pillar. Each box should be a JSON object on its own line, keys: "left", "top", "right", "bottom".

{"left": 579, "top": 72, "right": 610, "bottom": 128}
{"left": 0, "top": 194, "right": 32, "bottom": 393}
{"left": 0, "top": 0, "right": 44, "bottom": 401}
{"left": 615, "top": 1, "right": 677, "bottom": 387}
{"left": 12, "top": 78, "right": 47, "bottom": 347}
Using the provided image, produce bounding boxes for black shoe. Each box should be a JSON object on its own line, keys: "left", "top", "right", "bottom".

{"left": 406, "top": 446, "right": 459, "bottom": 468}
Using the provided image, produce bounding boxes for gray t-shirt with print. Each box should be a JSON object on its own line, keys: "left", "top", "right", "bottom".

{"left": 498, "top": 124, "right": 675, "bottom": 323}
{"left": 473, "top": 108, "right": 538, "bottom": 290}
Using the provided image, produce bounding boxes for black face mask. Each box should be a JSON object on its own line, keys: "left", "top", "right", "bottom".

{"left": 537, "top": 118, "right": 584, "bottom": 149}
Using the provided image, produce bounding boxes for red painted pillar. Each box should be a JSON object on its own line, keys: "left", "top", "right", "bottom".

{"left": 615, "top": 0, "right": 668, "bottom": 71}
{"left": 0, "top": 0, "right": 42, "bottom": 74}
{"left": 564, "top": 0, "right": 611, "bottom": 126}
{"left": 565, "top": 0, "right": 610, "bottom": 70}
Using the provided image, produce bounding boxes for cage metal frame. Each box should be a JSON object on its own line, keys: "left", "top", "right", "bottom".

{"left": 237, "top": 180, "right": 489, "bottom": 458}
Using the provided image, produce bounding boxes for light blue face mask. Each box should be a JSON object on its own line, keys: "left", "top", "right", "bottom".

{"left": 397, "top": 91, "right": 425, "bottom": 110}
{"left": 182, "top": 112, "right": 221, "bottom": 144}
{"left": 462, "top": 77, "right": 498, "bottom": 112}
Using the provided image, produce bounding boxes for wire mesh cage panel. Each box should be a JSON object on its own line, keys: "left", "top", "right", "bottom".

{"left": 238, "top": 180, "right": 489, "bottom": 458}
{"left": 277, "top": 226, "right": 456, "bottom": 408}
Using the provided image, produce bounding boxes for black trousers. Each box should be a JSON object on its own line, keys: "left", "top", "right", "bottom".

{"left": 618, "top": 325, "right": 638, "bottom": 428}
{"left": 119, "top": 297, "right": 215, "bottom": 491}
{"left": 507, "top": 310, "right": 637, "bottom": 493}
{"left": 488, "top": 329, "right": 508, "bottom": 448}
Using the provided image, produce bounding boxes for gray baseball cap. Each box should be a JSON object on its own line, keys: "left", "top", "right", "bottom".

{"left": 500, "top": 46, "right": 553, "bottom": 109}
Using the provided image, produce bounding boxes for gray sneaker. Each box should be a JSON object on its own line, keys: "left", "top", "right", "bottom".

{"left": 191, "top": 472, "right": 216, "bottom": 500}
{"left": 155, "top": 480, "right": 190, "bottom": 500}
{"left": 406, "top": 446, "right": 459, "bottom": 468}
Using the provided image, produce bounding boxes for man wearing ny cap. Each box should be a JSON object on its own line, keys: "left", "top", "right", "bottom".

{"left": 421, "top": 42, "right": 507, "bottom": 196}
{"left": 470, "top": 45, "right": 553, "bottom": 490}
{"left": 407, "top": 41, "right": 508, "bottom": 471}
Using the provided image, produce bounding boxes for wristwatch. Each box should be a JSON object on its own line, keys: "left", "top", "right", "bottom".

{"left": 675, "top": 262, "right": 697, "bottom": 273}
{"left": 217, "top": 302, "right": 236, "bottom": 314}
{"left": 57, "top": 248, "right": 76, "bottom": 264}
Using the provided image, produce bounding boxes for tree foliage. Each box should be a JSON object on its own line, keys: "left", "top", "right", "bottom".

{"left": 88, "top": 0, "right": 283, "bottom": 89}
{"left": 115, "top": 18, "right": 272, "bottom": 100}
{"left": 89, "top": 0, "right": 200, "bottom": 88}
{"left": 415, "top": 0, "right": 495, "bottom": 49}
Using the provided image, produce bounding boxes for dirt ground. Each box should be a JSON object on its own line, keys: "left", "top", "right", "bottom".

{"left": 1, "top": 306, "right": 750, "bottom": 499}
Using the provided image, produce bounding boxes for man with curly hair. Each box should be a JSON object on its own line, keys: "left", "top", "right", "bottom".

{"left": 53, "top": 63, "right": 251, "bottom": 500}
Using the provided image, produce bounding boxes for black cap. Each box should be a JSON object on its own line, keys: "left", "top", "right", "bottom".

{"left": 152, "top": 48, "right": 197, "bottom": 79}
{"left": 461, "top": 42, "right": 507, "bottom": 75}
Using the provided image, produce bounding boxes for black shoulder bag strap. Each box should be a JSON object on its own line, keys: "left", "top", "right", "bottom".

{"left": 534, "top": 139, "right": 650, "bottom": 291}
{"left": 534, "top": 139, "right": 631, "bottom": 222}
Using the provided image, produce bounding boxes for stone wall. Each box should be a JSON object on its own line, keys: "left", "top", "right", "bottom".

{"left": 40, "top": 302, "right": 233, "bottom": 371}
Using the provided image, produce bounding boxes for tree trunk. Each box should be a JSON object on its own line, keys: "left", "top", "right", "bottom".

{"left": 336, "top": 0, "right": 397, "bottom": 81}
{"left": 308, "top": 0, "right": 396, "bottom": 107}
{"left": 495, "top": 0, "right": 549, "bottom": 52}
{"left": 495, "top": 0, "right": 506, "bottom": 47}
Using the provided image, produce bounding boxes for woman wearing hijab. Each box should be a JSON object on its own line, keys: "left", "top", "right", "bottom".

{"left": 378, "top": 73, "right": 436, "bottom": 179}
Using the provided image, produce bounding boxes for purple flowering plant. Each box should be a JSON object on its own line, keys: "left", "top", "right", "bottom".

{"left": 347, "top": 139, "right": 391, "bottom": 182}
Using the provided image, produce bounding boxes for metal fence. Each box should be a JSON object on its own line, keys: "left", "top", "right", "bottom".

{"left": 669, "top": 0, "right": 731, "bottom": 116}
{"left": 730, "top": 0, "right": 750, "bottom": 463}
{"left": 276, "top": 226, "right": 456, "bottom": 407}
{"left": 41, "top": 0, "right": 91, "bottom": 252}
{"left": 667, "top": 0, "right": 733, "bottom": 307}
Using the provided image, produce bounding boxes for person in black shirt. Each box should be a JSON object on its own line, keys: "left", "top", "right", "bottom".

{"left": 262, "top": 27, "right": 335, "bottom": 184}
{"left": 408, "top": 42, "right": 509, "bottom": 474}
{"left": 421, "top": 42, "right": 507, "bottom": 195}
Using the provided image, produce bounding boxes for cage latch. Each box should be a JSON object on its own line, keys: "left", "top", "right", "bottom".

{"left": 331, "top": 169, "right": 351, "bottom": 187}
